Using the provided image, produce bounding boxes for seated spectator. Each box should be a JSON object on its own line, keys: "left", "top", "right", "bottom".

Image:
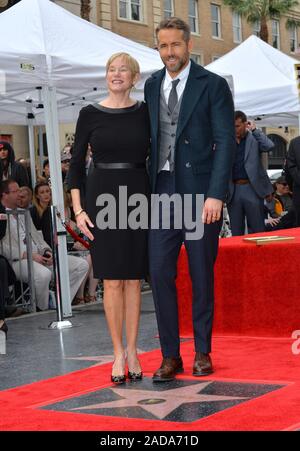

{"left": 0, "top": 203, "right": 17, "bottom": 337}
{"left": 18, "top": 186, "right": 33, "bottom": 209}
{"left": 30, "top": 182, "right": 52, "bottom": 247}
{"left": 0, "top": 141, "right": 29, "bottom": 187}
{"left": 274, "top": 176, "right": 294, "bottom": 212}
{"left": 16, "top": 157, "right": 33, "bottom": 188}
{"left": 41, "top": 159, "right": 50, "bottom": 183}
{"left": 264, "top": 177, "right": 296, "bottom": 231}
{"left": 264, "top": 189, "right": 283, "bottom": 219}
{"left": 0, "top": 179, "right": 89, "bottom": 311}
{"left": 61, "top": 150, "right": 71, "bottom": 184}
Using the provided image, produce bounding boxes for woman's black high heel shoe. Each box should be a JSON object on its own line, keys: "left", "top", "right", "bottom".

{"left": 127, "top": 352, "right": 143, "bottom": 381}
{"left": 111, "top": 355, "right": 126, "bottom": 384}
{"left": 111, "top": 374, "right": 126, "bottom": 384}
{"left": 0, "top": 321, "right": 8, "bottom": 338}
{"left": 128, "top": 370, "right": 143, "bottom": 381}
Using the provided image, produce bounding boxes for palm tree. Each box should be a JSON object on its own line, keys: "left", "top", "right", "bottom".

{"left": 224, "top": 0, "right": 300, "bottom": 43}
{"left": 80, "top": 0, "right": 91, "bottom": 22}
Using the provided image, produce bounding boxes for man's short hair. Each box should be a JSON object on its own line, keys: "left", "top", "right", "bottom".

{"left": 0, "top": 178, "right": 16, "bottom": 198}
{"left": 235, "top": 110, "right": 247, "bottom": 122}
{"left": 19, "top": 186, "right": 33, "bottom": 196}
{"left": 156, "top": 17, "right": 191, "bottom": 43}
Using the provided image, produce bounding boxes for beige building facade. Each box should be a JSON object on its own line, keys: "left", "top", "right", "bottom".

{"left": 94, "top": 0, "right": 300, "bottom": 64}
{"left": 1, "top": 0, "right": 300, "bottom": 166}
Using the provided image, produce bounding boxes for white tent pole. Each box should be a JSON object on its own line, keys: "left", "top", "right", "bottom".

{"left": 38, "top": 126, "right": 44, "bottom": 176}
{"left": 27, "top": 119, "right": 36, "bottom": 188}
{"left": 43, "top": 85, "right": 72, "bottom": 318}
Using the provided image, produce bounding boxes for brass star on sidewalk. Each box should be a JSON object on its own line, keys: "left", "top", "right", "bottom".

{"left": 71, "top": 381, "right": 248, "bottom": 420}
{"left": 65, "top": 355, "right": 114, "bottom": 365}
{"left": 64, "top": 349, "right": 145, "bottom": 367}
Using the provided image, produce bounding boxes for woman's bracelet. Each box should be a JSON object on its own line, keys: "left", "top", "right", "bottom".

{"left": 74, "top": 208, "right": 85, "bottom": 217}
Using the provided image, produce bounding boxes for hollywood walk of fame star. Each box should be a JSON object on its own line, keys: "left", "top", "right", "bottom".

{"left": 71, "top": 381, "right": 248, "bottom": 420}
{"left": 64, "top": 349, "right": 146, "bottom": 367}
{"left": 65, "top": 355, "right": 114, "bottom": 365}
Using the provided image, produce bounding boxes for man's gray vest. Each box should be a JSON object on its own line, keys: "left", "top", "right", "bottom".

{"left": 158, "top": 81, "right": 183, "bottom": 173}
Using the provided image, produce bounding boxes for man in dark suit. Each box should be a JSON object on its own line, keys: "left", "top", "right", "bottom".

{"left": 144, "top": 17, "right": 235, "bottom": 382}
{"left": 227, "top": 111, "right": 274, "bottom": 236}
{"left": 287, "top": 136, "right": 300, "bottom": 226}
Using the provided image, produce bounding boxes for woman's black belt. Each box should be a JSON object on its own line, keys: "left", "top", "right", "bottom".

{"left": 94, "top": 162, "right": 145, "bottom": 169}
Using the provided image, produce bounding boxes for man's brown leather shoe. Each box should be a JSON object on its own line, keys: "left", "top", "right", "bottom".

{"left": 193, "top": 352, "right": 213, "bottom": 376}
{"left": 153, "top": 357, "right": 184, "bottom": 382}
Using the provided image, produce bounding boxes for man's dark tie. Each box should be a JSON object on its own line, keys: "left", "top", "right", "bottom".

{"left": 168, "top": 79, "right": 180, "bottom": 113}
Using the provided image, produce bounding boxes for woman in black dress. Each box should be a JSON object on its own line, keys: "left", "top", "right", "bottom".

{"left": 68, "top": 53, "right": 150, "bottom": 384}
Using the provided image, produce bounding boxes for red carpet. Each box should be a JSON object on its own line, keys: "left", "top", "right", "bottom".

{"left": 177, "top": 228, "right": 300, "bottom": 337}
{"left": 0, "top": 336, "right": 300, "bottom": 431}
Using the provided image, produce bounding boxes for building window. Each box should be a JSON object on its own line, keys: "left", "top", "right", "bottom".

{"left": 191, "top": 53, "right": 202, "bottom": 65}
{"left": 253, "top": 20, "right": 260, "bottom": 37}
{"left": 189, "top": 0, "right": 199, "bottom": 34}
{"left": 0, "top": 134, "right": 12, "bottom": 143}
{"left": 163, "top": 0, "right": 174, "bottom": 19}
{"left": 289, "top": 25, "right": 298, "bottom": 52}
{"left": 232, "top": 11, "right": 242, "bottom": 43}
{"left": 272, "top": 19, "right": 280, "bottom": 49}
{"left": 267, "top": 134, "right": 287, "bottom": 168}
{"left": 119, "top": 0, "right": 143, "bottom": 22}
{"left": 211, "top": 4, "right": 221, "bottom": 38}
{"left": 65, "top": 133, "right": 75, "bottom": 146}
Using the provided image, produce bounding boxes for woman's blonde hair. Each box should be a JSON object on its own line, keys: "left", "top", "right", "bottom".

{"left": 106, "top": 52, "right": 140, "bottom": 78}
{"left": 33, "top": 182, "right": 51, "bottom": 218}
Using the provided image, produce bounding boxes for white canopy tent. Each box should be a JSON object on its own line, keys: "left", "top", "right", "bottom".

{"left": 0, "top": 0, "right": 162, "bottom": 317}
{"left": 206, "top": 35, "right": 300, "bottom": 127}
{"left": 0, "top": 0, "right": 162, "bottom": 125}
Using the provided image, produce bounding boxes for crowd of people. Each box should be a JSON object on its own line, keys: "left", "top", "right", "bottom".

{"left": 0, "top": 141, "right": 100, "bottom": 337}
{"left": 1, "top": 16, "right": 300, "bottom": 383}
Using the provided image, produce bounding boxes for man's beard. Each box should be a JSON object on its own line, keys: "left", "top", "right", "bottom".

{"left": 165, "top": 55, "right": 188, "bottom": 73}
